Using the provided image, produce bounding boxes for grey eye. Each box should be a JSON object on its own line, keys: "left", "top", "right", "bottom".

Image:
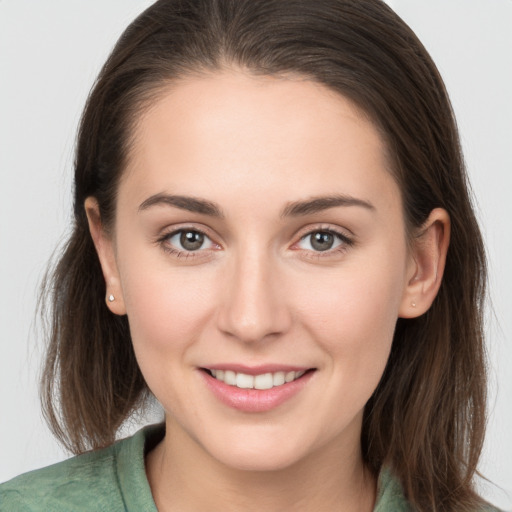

{"left": 297, "top": 230, "right": 344, "bottom": 252}
{"left": 181, "top": 231, "right": 204, "bottom": 250}
{"left": 168, "top": 230, "right": 213, "bottom": 251}
{"left": 310, "top": 232, "right": 335, "bottom": 251}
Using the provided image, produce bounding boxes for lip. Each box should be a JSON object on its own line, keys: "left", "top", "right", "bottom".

{"left": 199, "top": 367, "right": 316, "bottom": 413}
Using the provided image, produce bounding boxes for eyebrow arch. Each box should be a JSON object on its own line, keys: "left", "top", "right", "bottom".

{"left": 280, "top": 194, "right": 375, "bottom": 218}
{"left": 138, "top": 193, "right": 374, "bottom": 219}
{"left": 138, "top": 193, "right": 225, "bottom": 218}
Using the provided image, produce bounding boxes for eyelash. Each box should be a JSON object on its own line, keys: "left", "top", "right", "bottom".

{"left": 156, "top": 226, "right": 354, "bottom": 260}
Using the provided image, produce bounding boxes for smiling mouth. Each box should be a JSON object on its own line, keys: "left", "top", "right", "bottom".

{"left": 202, "top": 368, "right": 314, "bottom": 390}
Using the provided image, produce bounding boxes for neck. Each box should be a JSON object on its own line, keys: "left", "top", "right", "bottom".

{"left": 146, "top": 418, "right": 377, "bottom": 512}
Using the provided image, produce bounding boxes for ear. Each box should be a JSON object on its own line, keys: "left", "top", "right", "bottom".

{"left": 399, "top": 208, "right": 450, "bottom": 319}
{"left": 84, "top": 197, "right": 127, "bottom": 315}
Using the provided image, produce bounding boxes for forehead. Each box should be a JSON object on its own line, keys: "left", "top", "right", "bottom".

{"left": 121, "top": 70, "right": 400, "bottom": 214}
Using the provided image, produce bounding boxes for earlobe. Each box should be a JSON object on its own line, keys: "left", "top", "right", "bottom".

{"left": 399, "top": 208, "right": 450, "bottom": 319}
{"left": 84, "top": 197, "right": 127, "bottom": 316}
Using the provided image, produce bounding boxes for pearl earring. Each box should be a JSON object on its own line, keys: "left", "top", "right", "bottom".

{"left": 411, "top": 301, "right": 416, "bottom": 307}
{"left": 108, "top": 294, "right": 115, "bottom": 302}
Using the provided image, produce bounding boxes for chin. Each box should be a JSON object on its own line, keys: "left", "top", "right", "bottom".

{"left": 218, "top": 451, "right": 304, "bottom": 473}
{"left": 205, "top": 433, "right": 312, "bottom": 472}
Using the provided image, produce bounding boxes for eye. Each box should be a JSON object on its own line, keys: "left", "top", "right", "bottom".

{"left": 165, "top": 229, "right": 215, "bottom": 252}
{"left": 296, "top": 229, "right": 350, "bottom": 252}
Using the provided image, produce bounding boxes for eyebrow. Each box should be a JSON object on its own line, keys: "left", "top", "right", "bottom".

{"left": 280, "top": 194, "right": 375, "bottom": 217}
{"left": 138, "top": 193, "right": 375, "bottom": 218}
{"left": 139, "top": 193, "right": 225, "bottom": 218}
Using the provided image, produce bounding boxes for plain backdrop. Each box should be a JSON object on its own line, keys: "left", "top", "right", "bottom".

{"left": 1, "top": 1, "right": 511, "bottom": 509}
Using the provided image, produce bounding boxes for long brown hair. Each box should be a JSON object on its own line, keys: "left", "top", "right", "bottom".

{"left": 40, "top": 1, "right": 488, "bottom": 510}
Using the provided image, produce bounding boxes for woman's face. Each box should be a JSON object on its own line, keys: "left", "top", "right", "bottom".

{"left": 103, "top": 70, "right": 417, "bottom": 470}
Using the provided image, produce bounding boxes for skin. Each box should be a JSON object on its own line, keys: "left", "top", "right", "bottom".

{"left": 86, "top": 69, "right": 450, "bottom": 512}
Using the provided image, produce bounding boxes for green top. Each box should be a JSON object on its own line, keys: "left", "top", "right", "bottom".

{"left": 0, "top": 424, "right": 500, "bottom": 511}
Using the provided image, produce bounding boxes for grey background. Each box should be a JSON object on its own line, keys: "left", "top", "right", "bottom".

{"left": 1, "top": 1, "right": 511, "bottom": 509}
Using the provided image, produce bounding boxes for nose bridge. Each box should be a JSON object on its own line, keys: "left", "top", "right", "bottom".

{"left": 217, "top": 242, "right": 290, "bottom": 343}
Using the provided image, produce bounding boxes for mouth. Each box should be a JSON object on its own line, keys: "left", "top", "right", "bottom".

{"left": 200, "top": 368, "right": 314, "bottom": 390}
{"left": 199, "top": 366, "right": 316, "bottom": 412}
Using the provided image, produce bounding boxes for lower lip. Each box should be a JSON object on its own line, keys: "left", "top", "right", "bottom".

{"left": 200, "top": 369, "right": 315, "bottom": 413}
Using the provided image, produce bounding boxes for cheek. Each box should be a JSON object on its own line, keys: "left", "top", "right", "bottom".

{"left": 295, "top": 249, "right": 406, "bottom": 375}
{"left": 118, "top": 250, "right": 217, "bottom": 359}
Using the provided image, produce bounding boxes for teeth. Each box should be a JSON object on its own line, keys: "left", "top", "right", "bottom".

{"left": 224, "top": 370, "right": 236, "bottom": 386}
{"left": 208, "top": 369, "right": 307, "bottom": 389}
{"left": 254, "top": 373, "right": 273, "bottom": 390}
{"left": 273, "top": 372, "right": 285, "bottom": 386}
{"left": 236, "top": 373, "right": 254, "bottom": 389}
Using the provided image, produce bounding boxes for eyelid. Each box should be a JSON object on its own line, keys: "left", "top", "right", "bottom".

{"left": 294, "top": 224, "right": 354, "bottom": 244}
{"left": 157, "top": 223, "right": 219, "bottom": 243}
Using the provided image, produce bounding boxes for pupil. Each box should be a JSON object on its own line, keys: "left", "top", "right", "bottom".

{"left": 180, "top": 231, "right": 204, "bottom": 251}
{"left": 311, "top": 232, "right": 333, "bottom": 251}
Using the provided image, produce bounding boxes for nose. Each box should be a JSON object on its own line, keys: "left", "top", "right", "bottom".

{"left": 216, "top": 248, "right": 291, "bottom": 344}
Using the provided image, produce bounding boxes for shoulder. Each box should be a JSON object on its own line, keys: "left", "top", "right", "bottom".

{"left": 0, "top": 442, "right": 122, "bottom": 511}
{"left": 374, "top": 467, "right": 414, "bottom": 512}
{"left": 374, "top": 468, "right": 504, "bottom": 512}
{"left": 479, "top": 502, "right": 505, "bottom": 512}
{"left": 0, "top": 424, "right": 163, "bottom": 512}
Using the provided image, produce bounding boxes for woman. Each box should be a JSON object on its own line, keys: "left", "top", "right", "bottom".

{"left": 0, "top": 0, "right": 501, "bottom": 510}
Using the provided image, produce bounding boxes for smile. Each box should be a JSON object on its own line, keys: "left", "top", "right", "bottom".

{"left": 206, "top": 369, "right": 307, "bottom": 390}
{"left": 201, "top": 366, "right": 316, "bottom": 412}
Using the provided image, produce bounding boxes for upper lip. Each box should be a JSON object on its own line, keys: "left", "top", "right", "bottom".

{"left": 201, "top": 364, "right": 314, "bottom": 375}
